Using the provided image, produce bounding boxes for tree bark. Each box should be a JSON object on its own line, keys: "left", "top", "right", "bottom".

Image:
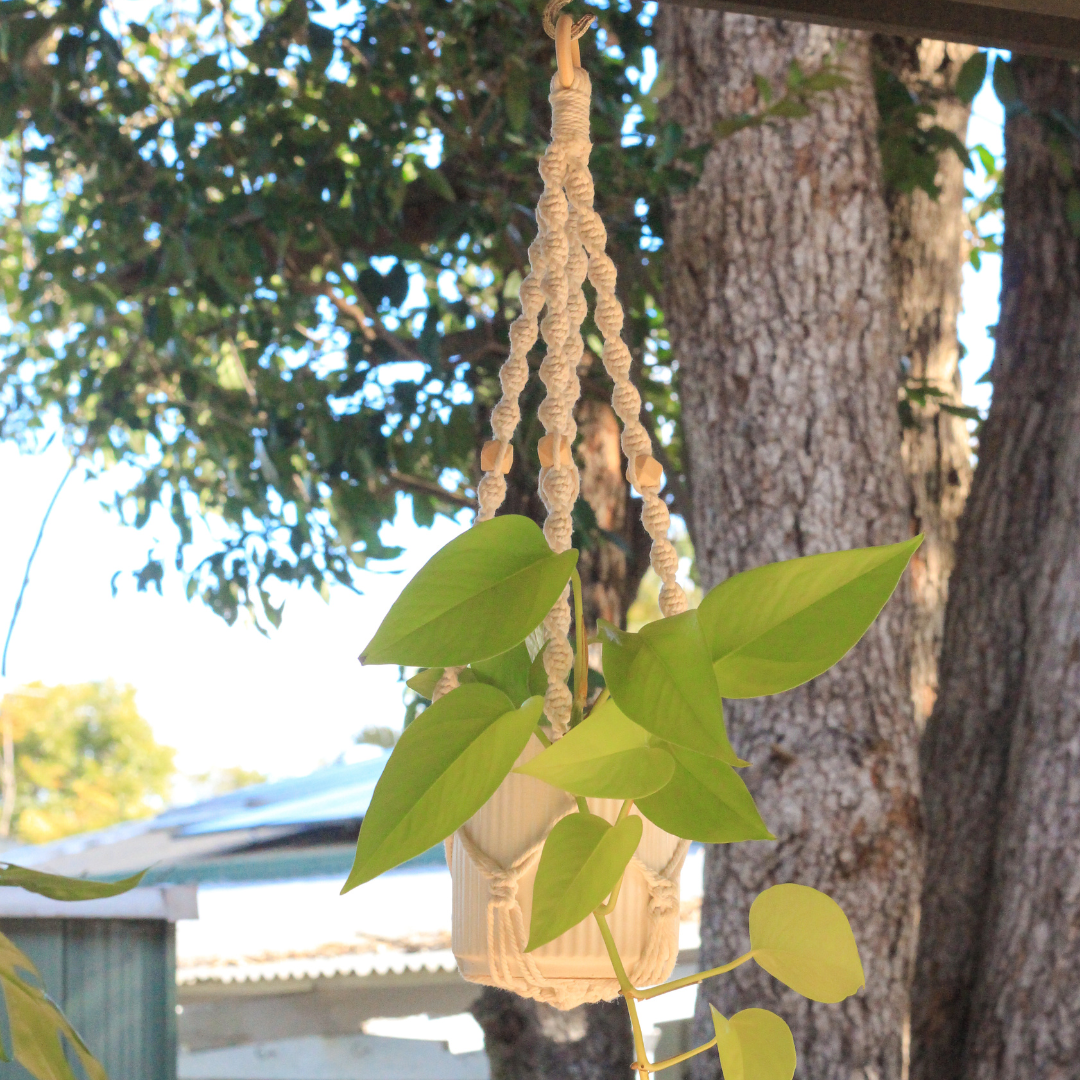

{"left": 657, "top": 14, "right": 920, "bottom": 1080}
{"left": 472, "top": 396, "right": 645, "bottom": 1079}
{"left": 910, "top": 57, "right": 1080, "bottom": 1080}
{"left": 875, "top": 37, "right": 976, "bottom": 729}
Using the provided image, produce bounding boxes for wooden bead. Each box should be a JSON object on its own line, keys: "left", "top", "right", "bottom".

{"left": 632, "top": 454, "right": 663, "bottom": 492}
{"left": 480, "top": 440, "right": 513, "bottom": 474}
{"left": 537, "top": 434, "right": 574, "bottom": 468}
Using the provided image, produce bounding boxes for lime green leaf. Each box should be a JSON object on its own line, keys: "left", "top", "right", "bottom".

{"left": 0, "top": 865, "right": 146, "bottom": 901}
{"left": 698, "top": 537, "right": 922, "bottom": 698}
{"left": 749, "top": 883, "right": 865, "bottom": 1002}
{"left": 0, "top": 931, "right": 106, "bottom": 1080}
{"left": 711, "top": 1006, "right": 796, "bottom": 1080}
{"left": 515, "top": 698, "right": 675, "bottom": 799}
{"left": 637, "top": 744, "right": 772, "bottom": 843}
{"left": 406, "top": 667, "right": 443, "bottom": 699}
{"left": 528, "top": 643, "right": 549, "bottom": 698}
{"left": 471, "top": 643, "right": 532, "bottom": 706}
{"left": 600, "top": 612, "right": 744, "bottom": 763}
{"left": 527, "top": 812, "right": 642, "bottom": 951}
{"left": 360, "top": 516, "right": 578, "bottom": 667}
{"left": 343, "top": 685, "right": 543, "bottom": 890}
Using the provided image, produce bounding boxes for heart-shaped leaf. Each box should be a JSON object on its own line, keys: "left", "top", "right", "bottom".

{"left": 471, "top": 642, "right": 533, "bottom": 706}
{"left": 749, "top": 883, "right": 865, "bottom": 1002}
{"left": 0, "top": 865, "right": 146, "bottom": 901}
{"left": 636, "top": 744, "right": 772, "bottom": 843}
{"left": 697, "top": 537, "right": 921, "bottom": 699}
{"left": 527, "top": 811, "right": 643, "bottom": 952}
{"left": 710, "top": 1006, "right": 796, "bottom": 1080}
{"left": 343, "top": 684, "right": 543, "bottom": 890}
{"left": 600, "top": 612, "right": 744, "bottom": 763}
{"left": 361, "top": 515, "right": 578, "bottom": 667}
{"left": 515, "top": 698, "right": 675, "bottom": 799}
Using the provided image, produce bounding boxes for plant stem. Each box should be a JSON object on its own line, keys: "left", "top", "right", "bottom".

{"left": 570, "top": 568, "right": 588, "bottom": 719}
{"left": 589, "top": 687, "right": 610, "bottom": 715}
{"left": 645, "top": 1037, "right": 719, "bottom": 1073}
{"left": 594, "top": 911, "right": 650, "bottom": 1079}
{"left": 533, "top": 726, "right": 552, "bottom": 749}
{"left": 635, "top": 951, "right": 755, "bottom": 1000}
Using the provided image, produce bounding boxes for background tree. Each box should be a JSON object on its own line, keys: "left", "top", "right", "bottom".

{"left": 656, "top": 14, "right": 920, "bottom": 1079}
{"left": 0, "top": 680, "right": 175, "bottom": 843}
{"left": 911, "top": 55, "right": 1080, "bottom": 1080}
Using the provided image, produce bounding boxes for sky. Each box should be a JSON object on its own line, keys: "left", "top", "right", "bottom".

{"left": 0, "top": 76, "right": 1007, "bottom": 789}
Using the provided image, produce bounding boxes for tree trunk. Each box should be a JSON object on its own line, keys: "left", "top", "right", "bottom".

{"left": 875, "top": 37, "right": 976, "bottom": 729}
{"left": 657, "top": 14, "right": 920, "bottom": 1080}
{"left": 910, "top": 57, "right": 1080, "bottom": 1080}
{"left": 472, "top": 396, "right": 646, "bottom": 1079}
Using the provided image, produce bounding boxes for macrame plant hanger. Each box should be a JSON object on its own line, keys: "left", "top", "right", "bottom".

{"left": 439, "top": 2, "right": 692, "bottom": 1010}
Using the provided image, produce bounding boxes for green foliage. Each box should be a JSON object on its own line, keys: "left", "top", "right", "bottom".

{"left": 360, "top": 516, "right": 576, "bottom": 666}
{"left": 0, "top": 932, "right": 106, "bottom": 1080}
{"left": 343, "top": 684, "right": 542, "bottom": 890}
{"left": 955, "top": 51, "right": 989, "bottom": 106}
{"left": 470, "top": 643, "right": 533, "bottom": 708}
{"left": 526, "top": 811, "right": 642, "bottom": 952}
{"left": 748, "top": 883, "right": 865, "bottom": 1003}
{"left": 636, "top": 744, "right": 772, "bottom": 844}
{"left": 515, "top": 699, "right": 674, "bottom": 800}
{"left": 0, "top": 681, "right": 175, "bottom": 843}
{"left": 698, "top": 538, "right": 922, "bottom": 698}
{"left": 0, "top": 0, "right": 693, "bottom": 625}
{"left": 599, "top": 612, "right": 743, "bottom": 764}
{"left": 710, "top": 1007, "right": 796, "bottom": 1080}
{"left": 0, "top": 865, "right": 145, "bottom": 901}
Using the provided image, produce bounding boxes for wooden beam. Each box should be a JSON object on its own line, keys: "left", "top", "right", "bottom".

{"left": 659, "top": 0, "right": 1080, "bottom": 59}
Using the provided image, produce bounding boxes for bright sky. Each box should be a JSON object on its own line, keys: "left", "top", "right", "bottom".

{"left": 0, "top": 78, "right": 1006, "bottom": 787}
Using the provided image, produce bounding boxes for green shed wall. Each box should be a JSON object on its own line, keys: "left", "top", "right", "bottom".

{"left": 0, "top": 919, "right": 177, "bottom": 1080}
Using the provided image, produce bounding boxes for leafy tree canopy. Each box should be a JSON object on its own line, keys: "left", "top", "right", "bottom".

{"left": 0, "top": 680, "right": 175, "bottom": 843}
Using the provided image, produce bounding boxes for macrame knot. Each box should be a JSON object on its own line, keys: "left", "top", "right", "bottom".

{"left": 489, "top": 873, "right": 520, "bottom": 910}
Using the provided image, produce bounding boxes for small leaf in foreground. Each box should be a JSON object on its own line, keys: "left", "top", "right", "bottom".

{"left": 0, "top": 931, "right": 106, "bottom": 1080}
{"left": 344, "top": 685, "right": 543, "bottom": 890}
{"left": 698, "top": 537, "right": 922, "bottom": 699}
{"left": 600, "top": 612, "right": 744, "bottom": 764}
{"left": 405, "top": 667, "right": 444, "bottom": 700}
{"left": 515, "top": 698, "right": 675, "bottom": 799}
{"left": 361, "top": 515, "right": 578, "bottom": 667}
{"left": 636, "top": 744, "right": 772, "bottom": 843}
{"left": 749, "top": 883, "right": 865, "bottom": 1002}
{"left": 527, "top": 811, "right": 642, "bottom": 952}
{"left": 710, "top": 1006, "right": 796, "bottom": 1080}
{"left": 0, "top": 865, "right": 146, "bottom": 902}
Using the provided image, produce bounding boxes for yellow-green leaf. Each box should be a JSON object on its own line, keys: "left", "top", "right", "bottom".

{"left": 698, "top": 537, "right": 922, "bottom": 699}
{"left": 361, "top": 515, "right": 578, "bottom": 667}
{"left": 749, "top": 883, "right": 865, "bottom": 1002}
{"left": 471, "top": 642, "right": 532, "bottom": 706}
{"left": 514, "top": 698, "right": 674, "bottom": 799}
{"left": 710, "top": 1006, "right": 796, "bottom": 1080}
{"left": 636, "top": 743, "right": 772, "bottom": 843}
{"left": 527, "top": 812, "right": 642, "bottom": 952}
{"left": 343, "top": 685, "right": 543, "bottom": 890}
{"left": 0, "top": 864, "right": 146, "bottom": 902}
{"left": 599, "top": 612, "right": 744, "bottom": 763}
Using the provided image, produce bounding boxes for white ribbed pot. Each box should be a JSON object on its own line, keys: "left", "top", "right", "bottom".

{"left": 448, "top": 736, "right": 688, "bottom": 1010}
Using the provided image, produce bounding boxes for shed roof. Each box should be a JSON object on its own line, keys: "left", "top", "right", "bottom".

{"left": 673, "top": 0, "right": 1080, "bottom": 59}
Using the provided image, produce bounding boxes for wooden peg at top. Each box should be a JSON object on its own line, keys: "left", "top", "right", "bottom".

{"left": 538, "top": 434, "right": 574, "bottom": 468}
{"left": 555, "top": 13, "right": 575, "bottom": 89}
{"left": 481, "top": 440, "right": 513, "bottom": 474}
{"left": 632, "top": 455, "right": 663, "bottom": 493}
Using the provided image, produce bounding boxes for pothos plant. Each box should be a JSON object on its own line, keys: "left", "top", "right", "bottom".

{"left": 344, "top": 514, "right": 920, "bottom": 1079}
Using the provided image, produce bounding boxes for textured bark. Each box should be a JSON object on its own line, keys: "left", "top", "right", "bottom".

{"left": 876, "top": 37, "right": 976, "bottom": 729}
{"left": 474, "top": 398, "right": 644, "bottom": 1079}
{"left": 657, "top": 15, "right": 920, "bottom": 1080}
{"left": 910, "top": 58, "right": 1080, "bottom": 1080}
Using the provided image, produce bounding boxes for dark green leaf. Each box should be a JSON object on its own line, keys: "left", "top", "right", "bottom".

{"left": 955, "top": 51, "right": 988, "bottom": 106}
{"left": 343, "top": 685, "right": 543, "bottom": 889}
{"left": 697, "top": 537, "right": 922, "bottom": 698}
{"left": 637, "top": 743, "right": 772, "bottom": 843}
{"left": 992, "top": 57, "right": 1021, "bottom": 110}
{"left": 0, "top": 865, "right": 146, "bottom": 901}
{"left": 600, "top": 612, "right": 744, "bottom": 763}
{"left": 360, "top": 516, "right": 578, "bottom": 667}
{"left": 515, "top": 698, "right": 675, "bottom": 799}
{"left": 527, "top": 812, "right": 642, "bottom": 951}
{"left": 185, "top": 54, "right": 222, "bottom": 87}
{"left": 528, "top": 643, "right": 549, "bottom": 698}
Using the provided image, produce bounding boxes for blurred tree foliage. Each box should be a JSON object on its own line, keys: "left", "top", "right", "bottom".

{"left": 0, "top": 680, "right": 175, "bottom": 843}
